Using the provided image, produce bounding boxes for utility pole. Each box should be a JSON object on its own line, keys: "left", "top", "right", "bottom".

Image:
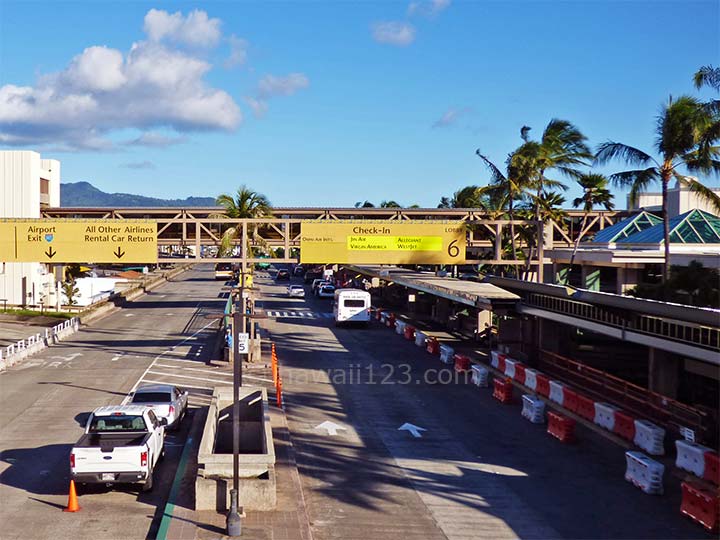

{"left": 226, "top": 268, "right": 245, "bottom": 537}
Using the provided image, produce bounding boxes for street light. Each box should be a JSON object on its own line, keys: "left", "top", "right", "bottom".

{"left": 226, "top": 269, "right": 266, "bottom": 537}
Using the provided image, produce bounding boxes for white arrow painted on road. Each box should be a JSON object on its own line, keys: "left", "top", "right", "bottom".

{"left": 315, "top": 421, "right": 347, "bottom": 436}
{"left": 398, "top": 423, "right": 426, "bottom": 438}
{"left": 50, "top": 353, "right": 83, "bottom": 362}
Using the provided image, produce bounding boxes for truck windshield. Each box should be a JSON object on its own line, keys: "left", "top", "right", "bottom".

{"left": 89, "top": 415, "right": 147, "bottom": 432}
{"left": 132, "top": 392, "right": 172, "bottom": 403}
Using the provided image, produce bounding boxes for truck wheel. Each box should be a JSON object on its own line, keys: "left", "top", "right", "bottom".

{"left": 142, "top": 470, "right": 154, "bottom": 492}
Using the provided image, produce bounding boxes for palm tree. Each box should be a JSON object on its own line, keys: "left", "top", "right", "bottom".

{"left": 354, "top": 200, "right": 375, "bottom": 208}
{"left": 437, "top": 185, "right": 487, "bottom": 208}
{"left": 379, "top": 200, "right": 402, "bottom": 208}
{"left": 595, "top": 95, "right": 720, "bottom": 282}
{"left": 569, "top": 173, "right": 614, "bottom": 268}
{"left": 216, "top": 185, "right": 272, "bottom": 258}
{"left": 694, "top": 65, "right": 720, "bottom": 92}
{"left": 518, "top": 120, "right": 593, "bottom": 221}
{"left": 475, "top": 150, "right": 537, "bottom": 272}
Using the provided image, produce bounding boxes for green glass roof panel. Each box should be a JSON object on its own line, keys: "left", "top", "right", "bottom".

{"left": 591, "top": 211, "right": 661, "bottom": 243}
{"left": 619, "top": 209, "right": 720, "bottom": 244}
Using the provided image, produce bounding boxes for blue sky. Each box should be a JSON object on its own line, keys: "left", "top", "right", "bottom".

{"left": 1, "top": 0, "right": 718, "bottom": 208}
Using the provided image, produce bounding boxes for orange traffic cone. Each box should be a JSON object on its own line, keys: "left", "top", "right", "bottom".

{"left": 63, "top": 479, "right": 81, "bottom": 512}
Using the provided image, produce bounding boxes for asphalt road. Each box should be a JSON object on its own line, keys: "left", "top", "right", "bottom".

{"left": 0, "top": 265, "right": 227, "bottom": 540}
{"left": 260, "top": 271, "right": 708, "bottom": 540}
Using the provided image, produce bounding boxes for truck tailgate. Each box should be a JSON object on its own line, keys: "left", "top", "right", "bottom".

{"left": 73, "top": 446, "right": 145, "bottom": 473}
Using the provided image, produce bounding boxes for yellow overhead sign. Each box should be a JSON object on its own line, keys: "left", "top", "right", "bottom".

{"left": 0, "top": 219, "right": 158, "bottom": 263}
{"left": 300, "top": 221, "right": 466, "bottom": 264}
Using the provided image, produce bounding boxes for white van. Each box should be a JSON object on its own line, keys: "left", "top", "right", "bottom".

{"left": 333, "top": 289, "right": 371, "bottom": 326}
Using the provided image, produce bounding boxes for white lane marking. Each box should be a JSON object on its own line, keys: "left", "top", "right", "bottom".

{"left": 111, "top": 353, "right": 124, "bottom": 362}
{"left": 243, "top": 374, "right": 273, "bottom": 383}
{"left": 154, "top": 364, "right": 233, "bottom": 376}
{"left": 124, "top": 313, "right": 136, "bottom": 317}
{"left": 140, "top": 379, "right": 220, "bottom": 391}
{"left": 398, "top": 423, "right": 426, "bottom": 438}
{"left": 146, "top": 370, "right": 232, "bottom": 385}
{"left": 50, "top": 353, "right": 83, "bottom": 362}
{"left": 122, "top": 320, "right": 217, "bottom": 403}
{"left": 315, "top": 421, "right": 347, "bottom": 436}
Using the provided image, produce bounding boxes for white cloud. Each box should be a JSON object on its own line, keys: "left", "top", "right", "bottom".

{"left": 408, "top": 0, "right": 451, "bottom": 17}
{"left": 225, "top": 35, "right": 248, "bottom": 68}
{"left": 257, "top": 73, "right": 310, "bottom": 98}
{"left": 143, "top": 8, "right": 221, "bottom": 48}
{"left": 125, "top": 131, "right": 188, "bottom": 148}
{"left": 0, "top": 24, "right": 241, "bottom": 150}
{"left": 244, "top": 97, "right": 269, "bottom": 118}
{"left": 371, "top": 21, "right": 416, "bottom": 46}
{"left": 432, "top": 107, "right": 472, "bottom": 128}
{"left": 64, "top": 46, "right": 126, "bottom": 92}
{"left": 121, "top": 160, "right": 156, "bottom": 169}
{"left": 244, "top": 73, "right": 309, "bottom": 118}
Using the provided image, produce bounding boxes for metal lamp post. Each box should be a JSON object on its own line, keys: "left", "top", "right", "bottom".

{"left": 226, "top": 270, "right": 246, "bottom": 537}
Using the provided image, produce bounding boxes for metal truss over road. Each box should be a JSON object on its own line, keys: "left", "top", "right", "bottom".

{"left": 42, "top": 206, "right": 624, "bottom": 273}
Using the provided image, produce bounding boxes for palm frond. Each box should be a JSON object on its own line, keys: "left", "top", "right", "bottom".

{"left": 676, "top": 174, "right": 720, "bottom": 214}
{"left": 595, "top": 142, "right": 655, "bottom": 167}
{"left": 694, "top": 65, "right": 720, "bottom": 91}
{"left": 219, "top": 226, "right": 238, "bottom": 256}
{"left": 608, "top": 167, "right": 659, "bottom": 189}
{"left": 540, "top": 176, "right": 569, "bottom": 191}
{"left": 656, "top": 95, "right": 707, "bottom": 158}
{"left": 475, "top": 150, "right": 507, "bottom": 184}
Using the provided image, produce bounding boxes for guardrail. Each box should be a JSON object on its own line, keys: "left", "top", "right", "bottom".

{"left": 538, "top": 349, "right": 712, "bottom": 444}
{"left": 0, "top": 317, "right": 80, "bottom": 370}
{"left": 526, "top": 293, "right": 719, "bottom": 353}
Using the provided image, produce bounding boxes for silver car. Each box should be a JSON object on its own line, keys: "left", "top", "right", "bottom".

{"left": 287, "top": 285, "right": 305, "bottom": 297}
{"left": 129, "top": 384, "right": 189, "bottom": 430}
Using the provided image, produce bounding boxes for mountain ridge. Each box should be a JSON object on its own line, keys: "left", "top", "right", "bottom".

{"left": 61, "top": 181, "right": 217, "bottom": 207}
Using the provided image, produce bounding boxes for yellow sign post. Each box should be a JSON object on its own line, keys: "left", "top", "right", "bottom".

{"left": 0, "top": 219, "right": 157, "bottom": 263}
{"left": 300, "top": 221, "right": 466, "bottom": 264}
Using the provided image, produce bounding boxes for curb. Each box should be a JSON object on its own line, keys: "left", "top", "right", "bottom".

{"left": 80, "top": 264, "right": 192, "bottom": 326}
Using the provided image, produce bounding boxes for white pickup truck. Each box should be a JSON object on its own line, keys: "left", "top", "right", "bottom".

{"left": 70, "top": 405, "right": 166, "bottom": 492}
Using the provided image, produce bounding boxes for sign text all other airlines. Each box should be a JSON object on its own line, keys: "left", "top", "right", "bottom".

{"left": 0, "top": 219, "right": 158, "bottom": 263}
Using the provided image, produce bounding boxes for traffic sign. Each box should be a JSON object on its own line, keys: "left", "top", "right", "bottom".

{"left": 300, "top": 221, "right": 466, "bottom": 264}
{"left": 0, "top": 219, "right": 157, "bottom": 263}
{"left": 237, "top": 332, "right": 250, "bottom": 354}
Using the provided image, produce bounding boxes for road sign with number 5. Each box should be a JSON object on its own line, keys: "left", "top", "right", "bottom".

{"left": 237, "top": 332, "right": 250, "bottom": 354}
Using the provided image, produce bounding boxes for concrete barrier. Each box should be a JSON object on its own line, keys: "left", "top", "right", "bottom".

{"left": 196, "top": 386, "right": 276, "bottom": 511}
{"left": 0, "top": 317, "right": 80, "bottom": 371}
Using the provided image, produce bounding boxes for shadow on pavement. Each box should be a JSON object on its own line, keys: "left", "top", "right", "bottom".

{"left": 0, "top": 444, "right": 73, "bottom": 496}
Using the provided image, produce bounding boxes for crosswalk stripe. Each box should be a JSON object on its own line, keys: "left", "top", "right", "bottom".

{"left": 266, "top": 310, "right": 333, "bottom": 319}
{"left": 154, "top": 364, "right": 233, "bottom": 376}
{"left": 141, "top": 379, "right": 223, "bottom": 391}
{"left": 146, "top": 370, "right": 231, "bottom": 385}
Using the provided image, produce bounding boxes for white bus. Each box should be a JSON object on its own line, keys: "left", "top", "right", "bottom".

{"left": 333, "top": 288, "right": 372, "bottom": 326}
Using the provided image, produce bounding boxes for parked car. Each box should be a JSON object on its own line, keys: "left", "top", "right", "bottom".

{"left": 304, "top": 268, "right": 323, "bottom": 284}
{"left": 287, "top": 285, "right": 306, "bottom": 298}
{"left": 317, "top": 284, "right": 336, "bottom": 298}
{"left": 293, "top": 266, "right": 306, "bottom": 277}
{"left": 276, "top": 269, "right": 290, "bottom": 281}
{"left": 129, "top": 384, "right": 188, "bottom": 430}
{"left": 214, "top": 263, "right": 234, "bottom": 280}
{"left": 311, "top": 278, "right": 327, "bottom": 293}
{"left": 70, "top": 405, "right": 167, "bottom": 492}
